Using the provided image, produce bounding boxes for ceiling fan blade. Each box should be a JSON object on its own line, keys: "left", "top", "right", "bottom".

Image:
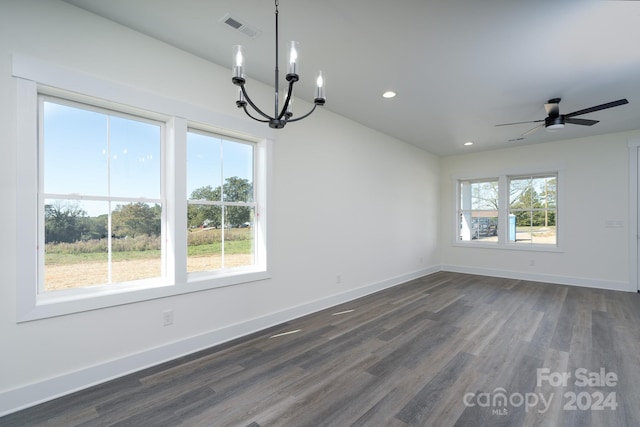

{"left": 495, "top": 119, "right": 544, "bottom": 127}
{"left": 565, "top": 99, "right": 628, "bottom": 118}
{"left": 508, "top": 124, "right": 543, "bottom": 141}
{"left": 565, "top": 117, "right": 599, "bottom": 126}
{"left": 521, "top": 124, "right": 544, "bottom": 137}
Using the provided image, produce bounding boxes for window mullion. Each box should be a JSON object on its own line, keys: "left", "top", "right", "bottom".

{"left": 498, "top": 175, "right": 508, "bottom": 245}
{"left": 168, "top": 117, "right": 188, "bottom": 284}
{"left": 106, "top": 116, "right": 112, "bottom": 283}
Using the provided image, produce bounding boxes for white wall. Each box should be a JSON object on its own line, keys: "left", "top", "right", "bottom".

{"left": 0, "top": 0, "right": 440, "bottom": 414}
{"left": 2, "top": 0, "right": 636, "bottom": 416}
{"left": 440, "top": 132, "right": 633, "bottom": 292}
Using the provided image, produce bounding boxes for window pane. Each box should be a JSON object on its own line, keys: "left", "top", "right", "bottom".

{"left": 224, "top": 207, "right": 255, "bottom": 268}
{"left": 110, "top": 202, "right": 162, "bottom": 282}
{"left": 459, "top": 212, "right": 498, "bottom": 242}
{"left": 44, "top": 199, "right": 108, "bottom": 291}
{"left": 186, "top": 130, "right": 256, "bottom": 276}
{"left": 187, "top": 131, "right": 222, "bottom": 201}
{"left": 512, "top": 210, "right": 533, "bottom": 243}
{"left": 43, "top": 101, "right": 108, "bottom": 195}
{"left": 509, "top": 174, "right": 557, "bottom": 245}
{"left": 532, "top": 214, "right": 557, "bottom": 244}
{"left": 109, "top": 116, "right": 161, "bottom": 198}
{"left": 42, "top": 97, "right": 164, "bottom": 291}
{"left": 459, "top": 179, "right": 499, "bottom": 242}
{"left": 188, "top": 205, "right": 223, "bottom": 273}
{"left": 536, "top": 176, "right": 557, "bottom": 209}
{"left": 44, "top": 200, "right": 163, "bottom": 290}
{"left": 223, "top": 140, "right": 254, "bottom": 202}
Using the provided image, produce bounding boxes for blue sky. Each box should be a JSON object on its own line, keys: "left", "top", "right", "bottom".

{"left": 43, "top": 100, "right": 253, "bottom": 217}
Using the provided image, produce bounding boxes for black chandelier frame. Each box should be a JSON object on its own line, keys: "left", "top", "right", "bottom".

{"left": 232, "top": 0, "right": 325, "bottom": 129}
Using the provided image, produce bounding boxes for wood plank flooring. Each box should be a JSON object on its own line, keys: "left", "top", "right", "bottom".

{"left": 3, "top": 272, "right": 640, "bottom": 426}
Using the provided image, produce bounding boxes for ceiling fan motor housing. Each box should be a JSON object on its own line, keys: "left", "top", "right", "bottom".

{"left": 545, "top": 115, "right": 565, "bottom": 130}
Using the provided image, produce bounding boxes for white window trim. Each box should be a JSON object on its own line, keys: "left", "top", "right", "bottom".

{"left": 14, "top": 56, "right": 272, "bottom": 322}
{"left": 452, "top": 169, "right": 565, "bottom": 253}
{"left": 628, "top": 133, "right": 640, "bottom": 292}
{"left": 38, "top": 95, "right": 169, "bottom": 292}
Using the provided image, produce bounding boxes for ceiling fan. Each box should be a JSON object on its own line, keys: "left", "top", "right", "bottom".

{"left": 496, "top": 98, "right": 629, "bottom": 141}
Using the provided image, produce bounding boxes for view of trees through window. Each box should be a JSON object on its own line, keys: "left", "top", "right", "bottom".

{"left": 44, "top": 201, "right": 163, "bottom": 290}
{"left": 458, "top": 174, "right": 557, "bottom": 245}
{"left": 41, "top": 98, "right": 163, "bottom": 291}
{"left": 41, "top": 98, "right": 258, "bottom": 292}
{"left": 509, "top": 175, "right": 557, "bottom": 244}
{"left": 186, "top": 130, "right": 255, "bottom": 273}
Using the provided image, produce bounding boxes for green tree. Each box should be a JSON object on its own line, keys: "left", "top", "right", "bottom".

{"left": 188, "top": 178, "right": 253, "bottom": 229}
{"left": 79, "top": 214, "right": 108, "bottom": 240}
{"left": 223, "top": 176, "right": 253, "bottom": 203}
{"left": 539, "top": 178, "right": 557, "bottom": 227}
{"left": 45, "top": 201, "right": 86, "bottom": 243}
{"left": 112, "top": 202, "right": 160, "bottom": 237}
{"left": 511, "top": 186, "right": 542, "bottom": 226}
{"left": 188, "top": 185, "right": 222, "bottom": 228}
{"left": 223, "top": 177, "right": 253, "bottom": 227}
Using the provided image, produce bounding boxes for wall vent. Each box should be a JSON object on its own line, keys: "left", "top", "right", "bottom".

{"left": 220, "top": 13, "right": 261, "bottom": 39}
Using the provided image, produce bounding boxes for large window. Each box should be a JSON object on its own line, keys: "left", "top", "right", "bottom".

{"left": 16, "top": 72, "right": 269, "bottom": 321}
{"left": 41, "top": 97, "right": 164, "bottom": 291}
{"left": 458, "top": 179, "right": 499, "bottom": 243}
{"left": 509, "top": 175, "right": 557, "bottom": 245}
{"left": 456, "top": 173, "right": 559, "bottom": 249}
{"left": 187, "top": 130, "right": 256, "bottom": 274}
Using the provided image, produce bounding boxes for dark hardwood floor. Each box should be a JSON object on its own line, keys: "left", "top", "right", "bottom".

{"left": 3, "top": 272, "right": 640, "bottom": 426}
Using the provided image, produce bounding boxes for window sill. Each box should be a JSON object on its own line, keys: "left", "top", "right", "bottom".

{"left": 19, "top": 269, "right": 270, "bottom": 323}
{"left": 453, "top": 241, "right": 563, "bottom": 253}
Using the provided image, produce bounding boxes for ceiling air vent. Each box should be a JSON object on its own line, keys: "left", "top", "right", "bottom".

{"left": 220, "top": 13, "right": 260, "bottom": 39}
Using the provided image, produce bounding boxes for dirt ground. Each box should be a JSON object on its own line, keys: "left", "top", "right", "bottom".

{"left": 44, "top": 254, "right": 254, "bottom": 291}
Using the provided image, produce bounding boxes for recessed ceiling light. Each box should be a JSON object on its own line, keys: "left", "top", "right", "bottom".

{"left": 464, "top": 141, "right": 474, "bottom": 146}
{"left": 382, "top": 91, "right": 396, "bottom": 98}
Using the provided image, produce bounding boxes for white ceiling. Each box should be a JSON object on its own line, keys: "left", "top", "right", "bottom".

{"left": 62, "top": 0, "right": 640, "bottom": 156}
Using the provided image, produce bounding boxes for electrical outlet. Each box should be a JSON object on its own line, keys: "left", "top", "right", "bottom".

{"left": 163, "top": 310, "right": 174, "bottom": 326}
{"left": 529, "top": 259, "right": 535, "bottom": 267}
{"left": 336, "top": 275, "right": 342, "bottom": 284}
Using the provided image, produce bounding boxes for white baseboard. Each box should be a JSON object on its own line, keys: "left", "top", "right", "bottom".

{"left": 0, "top": 265, "right": 439, "bottom": 417}
{"left": 441, "top": 264, "right": 634, "bottom": 293}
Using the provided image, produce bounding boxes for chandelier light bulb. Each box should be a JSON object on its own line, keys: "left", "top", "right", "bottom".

{"left": 288, "top": 41, "right": 298, "bottom": 75}
{"left": 232, "top": 45, "right": 244, "bottom": 81}
{"left": 315, "top": 70, "right": 325, "bottom": 103}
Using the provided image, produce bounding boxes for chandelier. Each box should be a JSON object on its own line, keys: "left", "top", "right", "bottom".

{"left": 232, "top": 0, "right": 326, "bottom": 129}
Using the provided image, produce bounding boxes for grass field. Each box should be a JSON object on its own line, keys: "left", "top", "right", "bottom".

{"left": 44, "top": 228, "right": 254, "bottom": 291}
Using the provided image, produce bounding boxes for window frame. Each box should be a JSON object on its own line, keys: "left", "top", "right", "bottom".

{"left": 457, "top": 178, "right": 500, "bottom": 244}
{"left": 453, "top": 171, "right": 563, "bottom": 252}
{"left": 14, "top": 57, "right": 272, "bottom": 322}
{"left": 38, "top": 95, "right": 169, "bottom": 292}
{"left": 507, "top": 174, "right": 558, "bottom": 247}
{"left": 185, "top": 127, "right": 261, "bottom": 279}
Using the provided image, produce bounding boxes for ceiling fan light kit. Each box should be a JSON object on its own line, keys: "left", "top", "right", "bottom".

{"left": 545, "top": 116, "right": 565, "bottom": 131}
{"left": 231, "top": 0, "right": 326, "bottom": 129}
{"left": 497, "top": 97, "right": 629, "bottom": 139}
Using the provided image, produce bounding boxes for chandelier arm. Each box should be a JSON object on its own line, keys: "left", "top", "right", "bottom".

{"left": 242, "top": 105, "right": 271, "bottom": 123}
{"left": 240, "top": 85, "right": 274, "bottom": 121}
{"left": 277, "top": 80, "right": 295, "bottom": 120}
{"left": 286, "top": 104, "right": 318, "bottom": 123}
